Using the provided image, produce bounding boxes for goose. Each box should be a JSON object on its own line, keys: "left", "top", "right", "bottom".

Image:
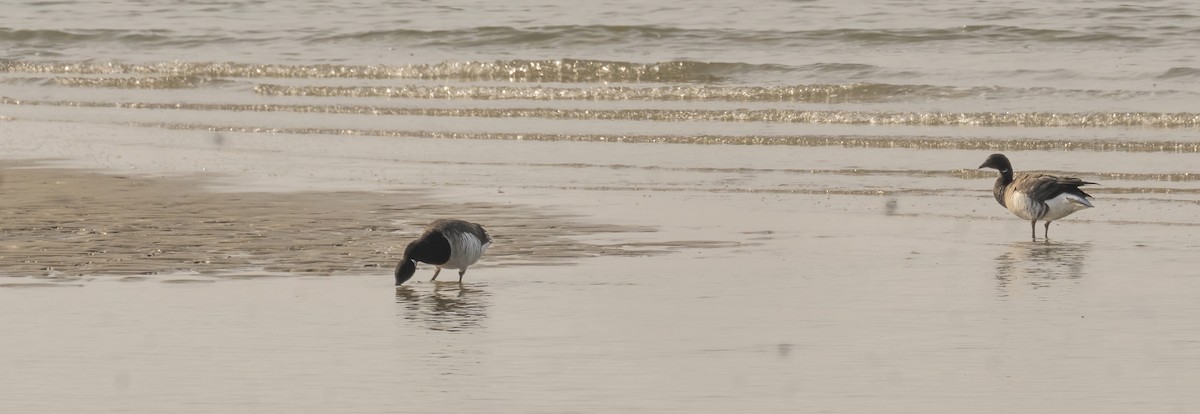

{"left": 395, "top": 219, "right": 492, "bottom": 285}
{"left": 978, "top": 153, "right": 1097, "bottom": 240}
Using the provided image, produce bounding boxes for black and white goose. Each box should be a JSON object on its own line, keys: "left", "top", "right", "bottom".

{"left": 978, "top": 153, "right": 1097, "bottom": 240}
{"left": 395, "top": 219, "right": 492, "bottom": 285}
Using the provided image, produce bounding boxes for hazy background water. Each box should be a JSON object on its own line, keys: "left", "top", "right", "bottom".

{"left": 5, "top": 0, "right": 1200, "bottom": 89}
{"left": 5, "top": 0, "right": 1200, "bottom": 110}
{"left": 4, "top": 1, "right": 1200, "bottom": 413}
{"left": 3, "top": 0, "right": 1199, "bottom": 219}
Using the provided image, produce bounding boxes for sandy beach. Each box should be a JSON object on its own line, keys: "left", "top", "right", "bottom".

{"left": 4, "top": 117, "right": 1200, "bottom": 413}
{"left": 5, "top": 0, "right": 1200, "bottom": 411}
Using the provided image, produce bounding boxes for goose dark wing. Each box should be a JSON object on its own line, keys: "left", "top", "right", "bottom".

{"left": 1014, "top": 173, "right": 1096, "bottom": 201}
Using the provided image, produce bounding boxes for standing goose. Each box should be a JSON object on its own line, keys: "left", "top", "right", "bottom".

{"left": 395, "top": 219, "right": 492, "bottom": 285}
{"left": 978, "top": 153, "right": 1097, "bottom": 240}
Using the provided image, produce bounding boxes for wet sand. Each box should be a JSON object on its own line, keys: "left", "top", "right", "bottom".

{"left": 1, "top": 161, "right": 735, "bottom": 282}
{"left": 3, "top": 120, "right": 1200, "bottom": 413}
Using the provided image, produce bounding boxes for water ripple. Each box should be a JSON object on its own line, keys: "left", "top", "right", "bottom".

{"left": 123, "top": 121, "right": 1200, "bottom": 153}
{"left": 0, "top": 59, "right": 729, "bottom": 83}
{"left": 6, "top": 97, "right": 1200, "bottom": 129}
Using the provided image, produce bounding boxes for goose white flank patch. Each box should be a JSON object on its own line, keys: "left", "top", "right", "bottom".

{"left": 395, "top": 219, "right": 492, "bottom": 285}
{"left": 978, "top": 153, "right": 1098, "bottom": 240}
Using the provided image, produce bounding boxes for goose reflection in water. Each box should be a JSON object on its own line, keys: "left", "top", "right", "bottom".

{"left": 994, "top": 241, "right": 1092, "bottom": 296}
{"left": 395, "top": 283, "right": 489, "bottom": 332}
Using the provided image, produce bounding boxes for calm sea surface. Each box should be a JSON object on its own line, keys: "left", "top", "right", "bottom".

{"left": 3, "top": 1, "right": 1200, "bottom": 412}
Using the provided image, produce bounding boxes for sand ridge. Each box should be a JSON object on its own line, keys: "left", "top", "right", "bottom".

{"left": 0, "top": 161, "right": 731, "bottom": 282}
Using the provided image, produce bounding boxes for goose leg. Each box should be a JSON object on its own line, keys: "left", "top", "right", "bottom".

{"left": 458, "top": 269, "right": 467, "bottom": 283}
{"left": 1044, "top": 221, "right": 1052, "bottom": 239}
{"left": 1030, "top": 220, "right": 1037, "bottom": 240}
{"left": 430, "top": 267, "right": 442, "bottom": 281}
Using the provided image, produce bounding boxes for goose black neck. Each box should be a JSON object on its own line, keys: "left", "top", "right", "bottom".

{"left": 997, "top": 168, "right": 1013, "bottom": 185}
{"left": 983, "top": 155, "right": 1015, "bottom": 208}
{"left": 405, "top": 233, "right": 452, "bottom": 265}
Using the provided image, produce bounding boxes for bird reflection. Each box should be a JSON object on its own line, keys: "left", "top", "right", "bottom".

{"left": 994, "top": 241, "right": 1091, "bottom": 295}
{"left": 395, "top": 283, "right": 489, "bottom": 332}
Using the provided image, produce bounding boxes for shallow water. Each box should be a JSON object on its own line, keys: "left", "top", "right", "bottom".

{"left": 5, "top": 208, "right": 1200, "bottom": 413}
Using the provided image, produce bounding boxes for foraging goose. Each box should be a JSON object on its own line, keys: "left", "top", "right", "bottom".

{"left": 395, "top": 219, "right": 492, "bottom": 285}
{"left": 978, "top": 153, "right": 1097, "bottom": 240}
